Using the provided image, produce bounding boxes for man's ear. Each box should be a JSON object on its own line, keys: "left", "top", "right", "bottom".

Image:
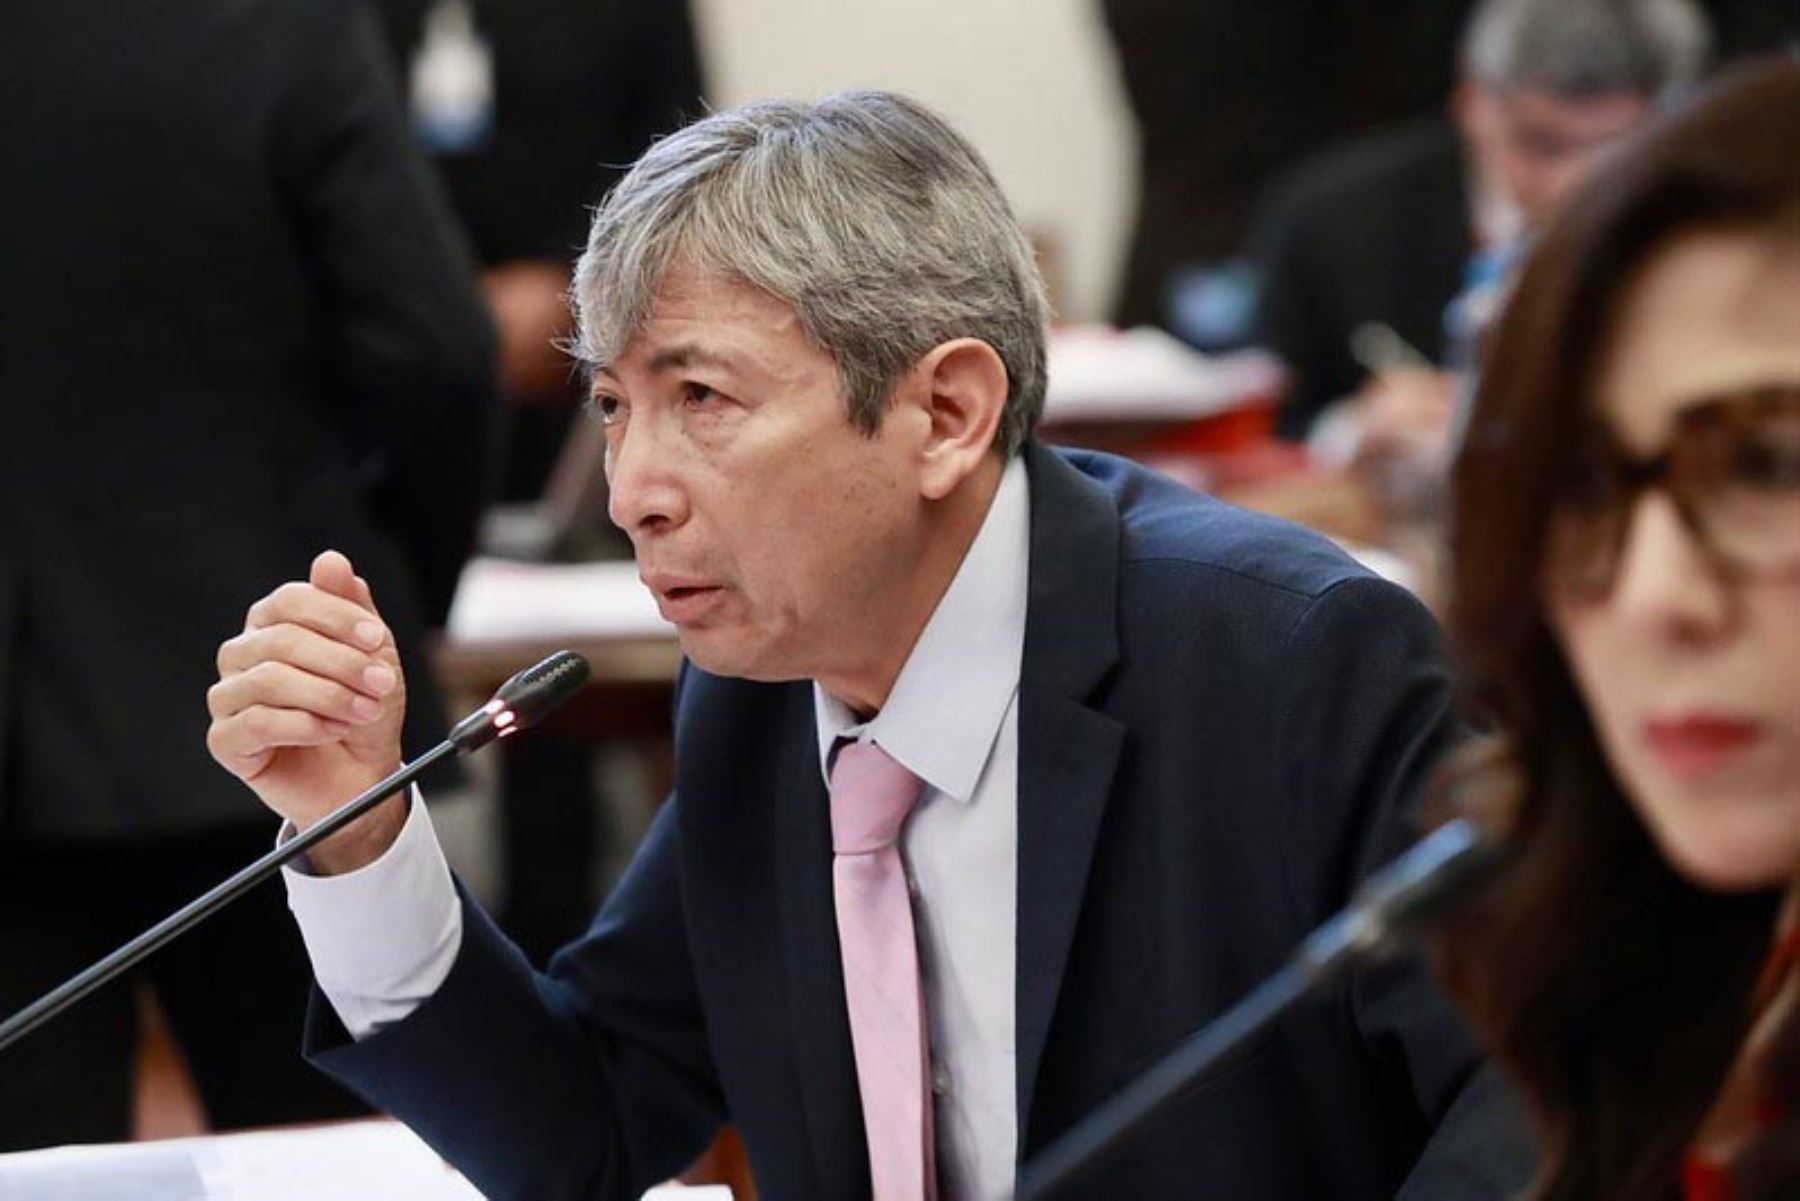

{"left": 908, "top": 338, "right": 1008, "bottom": 501}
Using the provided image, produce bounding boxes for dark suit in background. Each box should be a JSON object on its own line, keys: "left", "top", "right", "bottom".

{"left": 308, "top": 447, "right": 1531, "bottom": 1200}
{"left": 1703, "top": 0, "right": 1800, "bottom": 59}
{"left": 1251, "top": 118, "right": 1472, "bottom": 437}
{"left": 376, "top": 0, "right": 705, "bottom": 501}
{"left": 1101, "top": 0, "right": 1478, "bottom": 335}
{"left": 0, "top": 0, "right": 495, "bottom": 1148}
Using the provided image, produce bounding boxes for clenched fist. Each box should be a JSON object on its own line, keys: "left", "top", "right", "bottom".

{"left": 207, "top": 549, "right": 409, "bottom": 873}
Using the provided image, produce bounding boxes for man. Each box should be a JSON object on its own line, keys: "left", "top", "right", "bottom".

{"left": 0, "top": 0, "right": 494, "bottom": 1149}
{"left": 207, "top": 92, "right": 1529, "bottom": 1199}
{"left": 1254, "top": 0, "right": 1711, "bottom": 441}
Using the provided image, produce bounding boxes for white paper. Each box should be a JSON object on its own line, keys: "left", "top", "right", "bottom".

{"left": 198, "top": 1122, "right": 483, "bottom": 1200}
{"left": 0, "top": 1121, "right": 731, "bottom": 1200}
{"left": 446, "top": 558, "right": 673, "bottom": 645}
{"left": 1044, "top": 324, "right": 1283, "bottom": 422}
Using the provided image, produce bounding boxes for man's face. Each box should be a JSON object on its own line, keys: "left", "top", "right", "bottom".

{"left": 1458, "top": 82, "right": 1652, "bottom": 227}
{"left": 591, "top": 266, "right": 933, "bottom": 695}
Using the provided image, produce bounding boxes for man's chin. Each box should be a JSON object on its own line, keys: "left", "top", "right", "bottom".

{"left": 675, "top": 631, "right": 797, "bottom": 684}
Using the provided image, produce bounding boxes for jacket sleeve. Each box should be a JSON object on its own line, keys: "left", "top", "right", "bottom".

{"left": 306, "top": 797, "right": 727, "bottom": 1201}
{"left": 274, "top": 0, "right": 499, "bottom": 621}
{"left": 1273, "top": 575, "right": 1536, "bottom": 1199}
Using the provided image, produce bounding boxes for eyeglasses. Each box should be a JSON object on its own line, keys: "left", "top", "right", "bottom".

{"left": 1547, "top": 386, "right": 1800, "bottom": 600}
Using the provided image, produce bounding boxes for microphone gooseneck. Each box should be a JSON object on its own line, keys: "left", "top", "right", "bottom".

{"left": 1014, "top": 818, "right": 1502, "bottom": 1200}
{"left": 0, "top": 651, "right": 592, "bottom": 1056}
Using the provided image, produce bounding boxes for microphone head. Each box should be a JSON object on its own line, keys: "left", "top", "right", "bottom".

{"left": 495, "top": 650, "right": 592, "bottom": 725}
{"left": 448, "top": 650, "right": 591, "bottom": 751}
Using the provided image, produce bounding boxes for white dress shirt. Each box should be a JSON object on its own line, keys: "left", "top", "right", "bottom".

{"left": 813, "top": 455, "right": 1027, "bottom": 1201}
{"left": 282, "top": 456, "right": 1030, "bottom": 1201}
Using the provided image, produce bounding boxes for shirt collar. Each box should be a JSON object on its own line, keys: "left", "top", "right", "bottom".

{"left": 814, "top": 455, "right": 1030, "bottom": 804}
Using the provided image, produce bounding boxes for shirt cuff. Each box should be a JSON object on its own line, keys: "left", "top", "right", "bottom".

{"left": 280, "top": 788, "right": 463, "bottom": 1040}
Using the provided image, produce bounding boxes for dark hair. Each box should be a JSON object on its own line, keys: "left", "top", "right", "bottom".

{"left": 1440, "top": 56, "right": 1800, "bottom": 1201}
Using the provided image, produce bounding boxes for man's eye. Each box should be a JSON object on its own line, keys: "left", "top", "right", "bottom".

{"left": 681, "top": 382, "right": 719, "bottom": 409}
{"left": 588, "top": 395, "right": 625, "bottom": 426}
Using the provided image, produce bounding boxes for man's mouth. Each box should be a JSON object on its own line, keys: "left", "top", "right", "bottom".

{"left": 648, "top": 581, "right": 724, "bottom": 624}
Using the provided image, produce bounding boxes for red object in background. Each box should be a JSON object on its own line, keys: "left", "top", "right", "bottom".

{"left": 1146, "top": 399, "right": 1278, "bottom": 458}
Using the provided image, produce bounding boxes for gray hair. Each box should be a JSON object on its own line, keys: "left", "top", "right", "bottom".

{"left": 1462, "top": 0, "right": 1711, "bottom": 99}
{"left": 571, "top": 90, "right": 1051, "bottom": 458}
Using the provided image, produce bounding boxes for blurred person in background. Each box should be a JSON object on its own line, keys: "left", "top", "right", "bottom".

{"left": 1437, "top": 57, "right": 1800, "bottom": 1201}
{"left": 375, "top": 0, "right": 706, "bottom": 964}
{"left": 0, "top": 0, "right": 495, "bottom": 1149}
{"left": 1254, "top": 0, "right": 1710, "bottom": 447}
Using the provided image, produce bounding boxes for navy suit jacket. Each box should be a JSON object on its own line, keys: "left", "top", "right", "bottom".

{"left": 309, "top": 444, "right": 1530, "bottom": 1199}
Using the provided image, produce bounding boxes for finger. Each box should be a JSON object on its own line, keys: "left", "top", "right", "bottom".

{"left": 310, "top": 549, "right": 364, "bottom": 606}
{"left": 208, "top": 659, "right": 391, "bottom": 726}
{"left": 207, "top": 706, "right": 353, "bottom": 776}
{"left": 243, "top": 580, "right": 387, "bottom": 653}
{"left": 311, "top": 551, "right": 390, "bottom": 649}
{"left": 217, "top": 623, "right": 398, "bottom": 699}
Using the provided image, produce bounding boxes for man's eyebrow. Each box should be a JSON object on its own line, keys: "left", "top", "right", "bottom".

{"left": 588, "top": 344, "right": 745, "bottom": 388}
{"left": 644, "top": 343, "right": 742, "bottom": 375}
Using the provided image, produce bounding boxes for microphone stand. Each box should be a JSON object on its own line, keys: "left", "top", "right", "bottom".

{"left": 0, "top": 650, "right": 590, "bottom": 1056}
{"left": 1014, "top": 818, "right": 1501, "bottom": 1200}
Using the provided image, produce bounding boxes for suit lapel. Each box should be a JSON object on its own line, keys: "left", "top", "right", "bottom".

{"left": 773, "top": 684, "right": 872, "bottom": 1198}
{"left": 1014, "top": 445, "right": 1126, "bottom": 1141}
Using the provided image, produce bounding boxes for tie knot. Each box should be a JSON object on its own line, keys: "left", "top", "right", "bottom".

{"left": 829, "top": 741, "right": 924, "bottom": 854}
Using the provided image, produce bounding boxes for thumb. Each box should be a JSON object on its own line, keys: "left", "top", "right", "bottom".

{"left": 310, "top": 549, "right": 367, "bottom": 610}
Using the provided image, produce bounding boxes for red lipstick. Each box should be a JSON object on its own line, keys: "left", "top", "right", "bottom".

{"left": 1642, "top": 715, "right": 1765, "bottom": 779}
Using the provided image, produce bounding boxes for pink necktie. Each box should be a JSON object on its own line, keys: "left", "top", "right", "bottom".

{"left": 829, "top": 740, "right": 935, "bottom": 1201}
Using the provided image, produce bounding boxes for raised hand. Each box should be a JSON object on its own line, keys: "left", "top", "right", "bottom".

{"left": 207, "top": 549, "right": 410, "bottom": 871}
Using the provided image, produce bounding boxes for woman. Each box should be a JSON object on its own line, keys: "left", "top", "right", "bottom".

{"left": 1438, "top": 57, "right": 1800, "bottom": 1201}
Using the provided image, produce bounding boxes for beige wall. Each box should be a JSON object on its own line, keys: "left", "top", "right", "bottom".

{"left": 690, "top": 0, "right": 1138, "bottom": 322}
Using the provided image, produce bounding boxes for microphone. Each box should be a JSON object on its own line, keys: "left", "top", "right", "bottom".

{"left": 1014, "top": 818, "right": 1502, "bottom": 1200}
{"left": 448, "top": 648, "right": 592, "bottom": 750}
{"left": 0, "top": 650, "right": 592, "bottom": 1056}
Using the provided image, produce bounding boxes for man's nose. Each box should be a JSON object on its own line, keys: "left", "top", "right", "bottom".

{"left": 1610, "top": 492, "right": 1733, "bottom": 644}
{"left": 605, "top": 416, "right": 690, "bottom": 537}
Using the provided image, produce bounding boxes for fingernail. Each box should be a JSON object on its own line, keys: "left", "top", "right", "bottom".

{"left": 354, "top": 621, "right": 384, "bottom": 649}
{"left": 362, "top": 665, "right": 397, "bottom": 695}
{"left": 350, "top": 696, "right": 382, "bottom": 721}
